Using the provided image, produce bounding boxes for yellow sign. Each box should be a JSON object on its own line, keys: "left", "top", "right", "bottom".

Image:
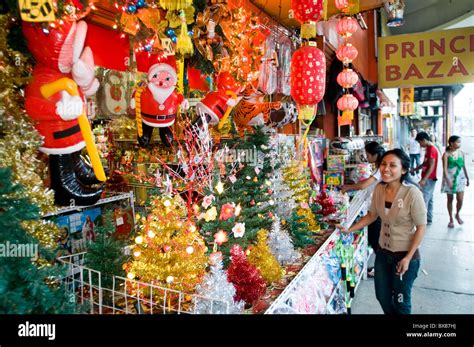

{"left": 378, "top": 27, "right": 474, "bottom": 88}
{"left": 19, "top": 0, "right": 55, "bottom": 22}
{"left": 400, "top": 87, "right": 414, "bottom": 116}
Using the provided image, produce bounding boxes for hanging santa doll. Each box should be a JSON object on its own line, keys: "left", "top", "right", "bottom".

{"left": 23, "top": 20, "right": 104, "bottom": 206}
{"left": 131, "top": 52, "right": 188, "bottom": 147}
{"left": 194, "top": 71, "right": 241, "bottom": 128}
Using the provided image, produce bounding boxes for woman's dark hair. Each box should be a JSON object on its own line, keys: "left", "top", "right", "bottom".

{"left": 447, "top": 135, "right": 461, "bottom": 150}
{"left": 380, "top": 149, "right": 416, "bottom": 185}
{"left": 365, "top": 141, "right": 385, "bottom": 168}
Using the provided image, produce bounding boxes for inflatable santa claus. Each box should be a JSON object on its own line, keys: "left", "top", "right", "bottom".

{"left": 194, "top": 71, "right": 241, "bottom": 127}
{"left": 23, "top": 20, "right": 103, "bottom": 206}
{"left": 132, "top": 52, "right": 188, "bottom": 147}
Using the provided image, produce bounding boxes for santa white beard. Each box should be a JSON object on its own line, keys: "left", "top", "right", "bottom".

{"left": 148, "top": 83, "right": 174, "bottom": 104}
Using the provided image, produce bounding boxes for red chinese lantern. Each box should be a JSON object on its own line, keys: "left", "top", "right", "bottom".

{"left": 336, "top": 42, "right": 358, "bottom": 64}
{"left": 336, "top": 16, "right": 358, "bottom": 38}
{"left": 337, "top": 68, "right": 358, "bottom": 88}
{"left": 337, "top": 93, "right": 359, "bottom": 119}
{"left": 291, "top": 0, "right": 324, "bottom": 39}
{"left": 291, "top": 45, "right": 326, "bottom": 121}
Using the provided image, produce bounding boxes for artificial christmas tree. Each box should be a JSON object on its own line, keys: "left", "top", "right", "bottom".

{"left": 0, "top": 168, "right": 74, "bottom": 314}
{"left": 193, "top": 252, "right": 244, "bottom": 314}
{"left": 267, "top": 216, "right": 300, "bottom": 266}
{"left": 247, "top": 229, "right": 283, "bottom": 284}
{"left": 227, "top": 244, "right": 266, "bottom": 306}
{"left": 126, "top": 195, "right": 207, "bottom": 294}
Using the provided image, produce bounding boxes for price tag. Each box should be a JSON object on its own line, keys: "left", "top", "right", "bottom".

{"left": 116, "top": 217, "right": 124, "bottom": 226}
{"left": 255, "top": 167, "right": 260, "bottom": 175}
{"left": 19, "top": 0, "right": 55, "bottom": 22}
{"left": 228, "top": 175, "right": 237, "bottom": 184}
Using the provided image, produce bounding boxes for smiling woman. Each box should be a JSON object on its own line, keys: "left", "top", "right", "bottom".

{"left": 338, "top": 149, "right": 427, "bottom": 314}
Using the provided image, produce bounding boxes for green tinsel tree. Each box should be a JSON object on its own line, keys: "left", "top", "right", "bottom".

{"left": 0, "top": 168, "right": 75, "bottom": 314}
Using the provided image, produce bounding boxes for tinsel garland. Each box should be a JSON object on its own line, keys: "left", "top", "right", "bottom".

{"left": 267, "top": 216, "right": 300, "bottom": 266}
{"left": 0, "top": 15, "right": 60, "bottom": 248}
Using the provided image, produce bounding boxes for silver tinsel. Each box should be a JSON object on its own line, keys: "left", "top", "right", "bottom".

{"left": 193, "top": 258, "right": 245, "bottom": 314}
{"left": 271, "top": 169, "right": 296, "bottom": 220}
{"left": 268, "top": 216, "right": 300, "bottom": 266}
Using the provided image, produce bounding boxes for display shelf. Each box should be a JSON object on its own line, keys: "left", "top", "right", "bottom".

{"left": 41, "top": 192, "right": 135, "bottom": 218}
{"left": 325, "top": 279, "right": 343, "bottom": 312}
{"left": 266, "top": 193, "right": 368, "bottom": 315}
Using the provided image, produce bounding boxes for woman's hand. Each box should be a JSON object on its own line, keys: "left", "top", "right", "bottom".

{"left": 396, "top": 257, "right": 411, "bottom": 277}
{"left": 341, "top": 185, "right": 352, "bottom": 193}
{"left": 336, "top": 224, "right": 351, "bottom": 233}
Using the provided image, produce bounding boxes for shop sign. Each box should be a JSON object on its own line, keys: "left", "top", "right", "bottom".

{"left": 378, "top": 27, "right": 474, "bottom": 88}
{"left": 400, "top": 87, "right": 414, "bottom": 116}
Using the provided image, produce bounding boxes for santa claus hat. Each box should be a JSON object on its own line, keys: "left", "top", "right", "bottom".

{"left": 136, "top": 52, "right": 177, "bottom": 80}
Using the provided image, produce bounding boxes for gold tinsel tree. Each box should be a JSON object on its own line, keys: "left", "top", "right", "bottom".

{"left": 283, "top": 160, "right": 320, "bottom": 233}
{"left": 247, "top": 229, "right": 283, "bottom": 284}
{"left": 126, "top": 195, "right": 208, "bottom": 294}
{"left": 0, "top": 15, "right": 60, "bottom": 249}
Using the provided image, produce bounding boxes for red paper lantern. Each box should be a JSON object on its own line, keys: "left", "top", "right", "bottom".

{"left": 291, "top": 45, "right": 326, "bottom": 106}
{"left": 336, "top": 42, "right": 358, "bottom": 64}
{"left": 291, "top": 0, "right": 324, "bottom": 23}
{"left": 336, "top": 16, "right": 358, "bottom": 38}
{"left": 335, "top": 0, "right": 349, "bottom": 12}
{"left": 337, "top": 94, "right": 359, "bottom": 112}
{"left": 337, "top": 68, "right": 358, "bottom": 88}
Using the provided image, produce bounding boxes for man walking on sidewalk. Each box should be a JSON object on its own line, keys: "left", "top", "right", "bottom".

{"left": 412, "top": 131, "right": 439, "bottom": 225}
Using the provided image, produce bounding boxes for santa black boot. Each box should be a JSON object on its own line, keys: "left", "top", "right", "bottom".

{"left": 50, "top": 154, "right": 103, "bottom": 206}
{"left": 138, "top": 122, "right": 154, "bottom": 148}
{"left": 70, "top": 151, "right": 102, "bottom": 185}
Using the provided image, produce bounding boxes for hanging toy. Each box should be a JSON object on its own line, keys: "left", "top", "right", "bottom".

{"left": 131, "top": 52, "right": 189, "bottom": 147}
{"left": 23, "top": 19, "right": 105, "bottom": 206}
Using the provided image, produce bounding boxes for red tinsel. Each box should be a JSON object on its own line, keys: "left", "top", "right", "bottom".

{"left": 227, "top": 245, "right": 266, "bottom": 305}
{"left": 315, "top": 190, "right": 337, "bottom": 217}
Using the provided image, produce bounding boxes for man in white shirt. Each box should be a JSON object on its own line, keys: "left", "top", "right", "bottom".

{"left": 408, "top": 129, "right": 421, "bottom": 177}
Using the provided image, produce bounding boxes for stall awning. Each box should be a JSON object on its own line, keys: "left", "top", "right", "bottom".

{"left": 376, "top": 89, "right": 395, "bottom": 108}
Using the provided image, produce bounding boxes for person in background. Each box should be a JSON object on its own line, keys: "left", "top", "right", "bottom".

{"left": 343, "top": 141, "right": 385, "bottom": 277}
{"left": 339, "top": 149, "right": 426, "bottom": 314}
{"left": 408, "top": 129, "right": 421, "bottom": 178}
{"left": 431, "top": 134, "right": 443, "bottom": 154}
{"left": 441, "top": 135, "right": 470, "bottom": 228}
{"left": 412, "top": 131, "right": 439, "bottom": 225}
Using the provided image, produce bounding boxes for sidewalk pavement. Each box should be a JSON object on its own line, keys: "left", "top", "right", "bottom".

{"left": 352, "top": 137, "right": 474, "bottom": 314}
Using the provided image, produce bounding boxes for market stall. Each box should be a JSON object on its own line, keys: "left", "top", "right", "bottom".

{"left": 0, "top": 0, "right": 383, "bottom": 314}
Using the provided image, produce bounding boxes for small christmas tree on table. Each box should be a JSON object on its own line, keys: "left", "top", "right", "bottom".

{"left": 313, "top": 189, "right": 337, "bottom": 223}
{"left": 193, "top": 252, "right": 244, "bottom": 314}
{"left": 0, "top": 168, "right": 74, "bottom": 313}
{"left": 283, "top": 160, "right": 320, "bottom": 247}
{"left": 267, "top": 216, "right": 300, "bottom": 266}
{"left": 84, "top": 210, "right": 130, "bottom": 290}
{"left": 227, "top": 244, "right": 266, "bottom": 306}
{"left": 126, "top": 195, "right": 208, "bottom": 295}
{"left": 247, "top": 229, "right": 283, "bottom": 284}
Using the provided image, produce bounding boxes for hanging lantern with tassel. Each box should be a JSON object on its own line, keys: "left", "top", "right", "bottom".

{"left": 336, "top": 42, "right": 358, "bottom": 64}
{"left": 337, "top": 93, "right": 359, "bottom": 120}
{"left": 290, "top": 0, "right": 325, "bottom": 39}
{"left": 336, "top": 16, "right": 358, "bottom": 38}
{"left": 290, "top": 44, "right": 326, "bottom": 122}
{"left": 176, "top": 9, "right": 194, "bottom": 55}
{"left": 337, "top": 68, "right": 358, "bottom": 89}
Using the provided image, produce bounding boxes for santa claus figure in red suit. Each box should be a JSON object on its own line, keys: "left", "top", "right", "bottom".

{"left": 132, "top": 53, "right": 188, "bottom": 147}
{"left": 23, "top": 20, "right": 103, "bottom": 206}
{"left": 195, "top": 71, "right": 241, "bottom": 127}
